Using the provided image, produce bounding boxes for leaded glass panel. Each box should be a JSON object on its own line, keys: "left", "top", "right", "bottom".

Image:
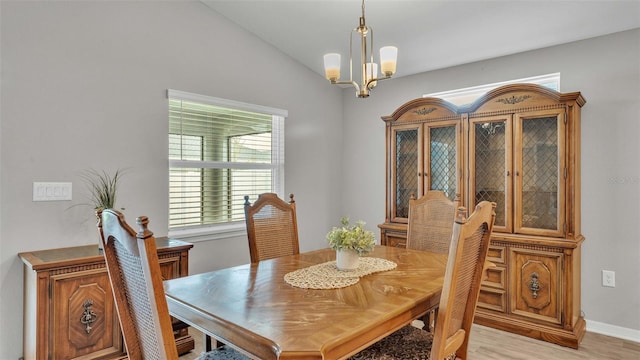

{"left": 429, "top": 126, "right": 457, "bottom": 200}
{"left": 474, "top": 121, "right": 506, "bottom": 227}
{"left": 395, "top": 129, "right": 418, "bottom": 218}
{"left": 521, "top": 117, "right": 558, "bottom": 230}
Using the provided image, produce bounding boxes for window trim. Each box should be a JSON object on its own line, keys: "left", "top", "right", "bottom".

{"left": 168, "top": 89, "right": 288, "bottom": 118}
{"left": 167, "top": 89, "right": 288, "bottom": 242}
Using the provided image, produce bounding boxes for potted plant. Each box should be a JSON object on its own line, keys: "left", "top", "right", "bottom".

{"left": 81, "top": 169, "right": 124, "bottom": 211}
{"left": 80, "top": 168, "right": 125, "bottom": 249}
{"left": 326, "top": 217, "right": 375, "bottom": 271}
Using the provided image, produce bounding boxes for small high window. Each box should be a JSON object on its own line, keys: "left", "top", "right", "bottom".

{"left": 424, "top": 73, "right": 560, "bottom": 106}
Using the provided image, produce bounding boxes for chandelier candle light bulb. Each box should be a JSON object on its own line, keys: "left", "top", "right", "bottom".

{"left": 324, "top": 53, "right": 341, "bottom": 81}
{"left": 380, "top": 46, "right": 398, "bottom": 76}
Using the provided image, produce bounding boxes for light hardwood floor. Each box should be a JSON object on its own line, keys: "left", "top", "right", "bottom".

{"left": 180, "top": 324, "right": 640, "bottom": 360}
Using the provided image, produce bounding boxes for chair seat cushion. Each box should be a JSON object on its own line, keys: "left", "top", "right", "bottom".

{"left": 349, "top": 325, "right": 434, "bottom": 360}
{"left": 195, "top": 345, "right": 250, "bottom": 360}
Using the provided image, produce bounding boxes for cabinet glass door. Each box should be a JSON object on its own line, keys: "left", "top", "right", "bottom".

{"left": 470, "top": 109, "right": 565, "bottom": 237}
{"left": 469, "top": 115, "right": 513, "bottom": 233}
{"left": 514, "top": 109, "right": 565, "bottom": 236}
{"left": 426, "top": 122, "right": 460, "bottom": 201}
{"left": 391, "top": 125, "right": 422, "bottom": 222}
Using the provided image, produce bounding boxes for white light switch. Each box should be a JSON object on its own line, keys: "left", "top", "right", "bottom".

{"left": 33, "top": 182, "right": 72, "bottom": 201}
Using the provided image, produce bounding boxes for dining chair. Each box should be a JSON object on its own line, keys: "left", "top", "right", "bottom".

{"left": 244, "top": 192, "right": 300, "bottom": 263}
{"left": 349, "top": 201, "right": 496, "bottom": 360}
{"left": 98, "top": 209, "right": 249, "bottom": 360}
{"left": 406, "top": 190, "right": 459, "bottom": 331}
{"left": 406, "top": 191, "right": 460, "bottom": 253}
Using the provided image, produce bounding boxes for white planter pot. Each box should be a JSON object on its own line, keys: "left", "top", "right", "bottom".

{"left": 94, "top": 212, "right": 104, "bottom": 251}
{"left": 336, "top": 249, "right": 359, "bottom": 271}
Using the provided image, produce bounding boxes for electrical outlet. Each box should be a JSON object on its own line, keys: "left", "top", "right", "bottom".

{"left": 602, "top": 270, "right": 615, "bottom": 287}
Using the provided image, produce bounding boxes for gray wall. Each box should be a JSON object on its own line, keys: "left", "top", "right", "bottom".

{"left": 341, "top": 29, "right": 640, "bottom": 334}
{"left": 0, "top": 1, "right": 343, "bottom": 358}
{"left": 1, "top": 1, "right": 638, "bottom": 358}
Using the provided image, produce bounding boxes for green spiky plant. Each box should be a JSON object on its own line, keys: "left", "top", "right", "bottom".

{"left": 80, "top": 168, "right": 125, "bottom": 211}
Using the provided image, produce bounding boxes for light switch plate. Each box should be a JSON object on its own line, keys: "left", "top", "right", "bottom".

{"left": 33, "top": 182, "right": 72, "bottom": 201}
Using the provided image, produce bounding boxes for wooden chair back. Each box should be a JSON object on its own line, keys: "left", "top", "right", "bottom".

{"left": 430, "top": 201, "right": 496, "bottom": 360}
{"left": 98, "top": 209, "right": 179, "bottom": 360}
{"left": 406, "top": 191, "right": 460, "bottom": 253}
{"left": 244, "top": 193, "right": 300, "bottom": 263}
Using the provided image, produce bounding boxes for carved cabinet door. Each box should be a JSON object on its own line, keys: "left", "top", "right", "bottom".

{"left": 510, "top": 247, "right": 563, "bottom": 325}
{"left": 50, "top": 267, "right": 124, "bottom": 359}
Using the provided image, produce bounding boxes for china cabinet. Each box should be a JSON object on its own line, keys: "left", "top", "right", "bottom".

{"left": 381, "top": 98, "right": 463, "bottom": 248}
{"left": 379, "top": 84, "right": 586, "bottom": 348}
{"left": 19, "top": 237, "right": 194, "bottom": 359}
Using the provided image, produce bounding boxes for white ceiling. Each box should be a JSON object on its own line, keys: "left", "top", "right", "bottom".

{"left": 202, "top": 0, "right": 640, "bottom": 79}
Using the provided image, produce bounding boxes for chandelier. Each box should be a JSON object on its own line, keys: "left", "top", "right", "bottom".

{"left": 323, "top": 0, "right": 398, "bottom": 98}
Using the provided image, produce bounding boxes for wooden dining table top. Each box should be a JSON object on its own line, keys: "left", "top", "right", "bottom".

{"left": 164, "top": 245, "right": 447, "bottom": 360}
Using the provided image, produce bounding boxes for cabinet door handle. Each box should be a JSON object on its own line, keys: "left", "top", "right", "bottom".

{"left": 506, "top": 171, "right": 510, "bottom": 176}
{"left": 80, "top": 299, "right": 98, "bottom": 334}
{"left": 516, "top": 171, "right": 520, "bottom": 176}
{"left": 528, "top": 272, "right": 541, "bottom": 299}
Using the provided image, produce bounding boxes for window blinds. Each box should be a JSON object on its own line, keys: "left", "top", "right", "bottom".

{"left": 168, "top": 90, "right": 286, "bottom": 230}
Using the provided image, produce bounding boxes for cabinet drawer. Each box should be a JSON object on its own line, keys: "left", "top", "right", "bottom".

{"left": 478, "top": 287, "right": 506, "bottom": 313}
{"left": 385, "top": 236, "right": 406, "bottom": 248}
{"left": 482, "top": 265, "right": 506, "bottom": 289}
{"left": 510, "top": 247, "right": 563, "bottom": 325}
{"left": 380, "top": 229, "right": 407, "bottom": 248}
{"left": 487, "top": 244, "right": 506, "bottom": 264}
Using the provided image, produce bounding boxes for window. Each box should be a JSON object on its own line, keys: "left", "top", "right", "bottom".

{"left": 168, "top": 90, "right": 287, "bottom": 240}
{"left": 424, "top": 73, "right": 560, "bottom": 106}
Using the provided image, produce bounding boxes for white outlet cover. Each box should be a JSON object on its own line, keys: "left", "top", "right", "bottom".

{"left": 602, "top": 270, "right": 615, "bottom": 288}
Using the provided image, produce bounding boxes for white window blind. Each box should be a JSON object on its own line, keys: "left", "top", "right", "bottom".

{"left": 167, "top": 90, "right": 286, "bottom": 235}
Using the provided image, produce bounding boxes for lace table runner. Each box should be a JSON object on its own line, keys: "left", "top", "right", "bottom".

{"left": 284, "top": 257, "right": 397, "bottom": 289}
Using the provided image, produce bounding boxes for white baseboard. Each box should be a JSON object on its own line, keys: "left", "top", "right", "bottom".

{"left": 586, "top": 319, "right": 640, "bottom": 343}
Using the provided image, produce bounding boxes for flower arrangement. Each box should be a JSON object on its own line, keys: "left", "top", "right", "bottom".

{"left": 326, "top": 217, "right": 375, "bottom": 256}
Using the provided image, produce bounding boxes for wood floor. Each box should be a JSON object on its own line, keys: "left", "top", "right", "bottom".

{"left": 180, "top": 324, "right": 640, "bottom": 359}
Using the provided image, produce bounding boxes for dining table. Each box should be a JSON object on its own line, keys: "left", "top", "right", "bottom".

{"left": 164, "top": 245, "right": 447, "bottom": 360}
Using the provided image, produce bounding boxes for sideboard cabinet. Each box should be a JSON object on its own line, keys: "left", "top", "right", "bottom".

{"left": 19, "top": 238, "right": 194, "bottom": 360}
{"left": 379, "top": 84, "right": 586, "bottom": 348}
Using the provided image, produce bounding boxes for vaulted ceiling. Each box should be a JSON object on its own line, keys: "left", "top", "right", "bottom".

{"left": 202, "top": 0, "right": 640, "bottom": 79}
